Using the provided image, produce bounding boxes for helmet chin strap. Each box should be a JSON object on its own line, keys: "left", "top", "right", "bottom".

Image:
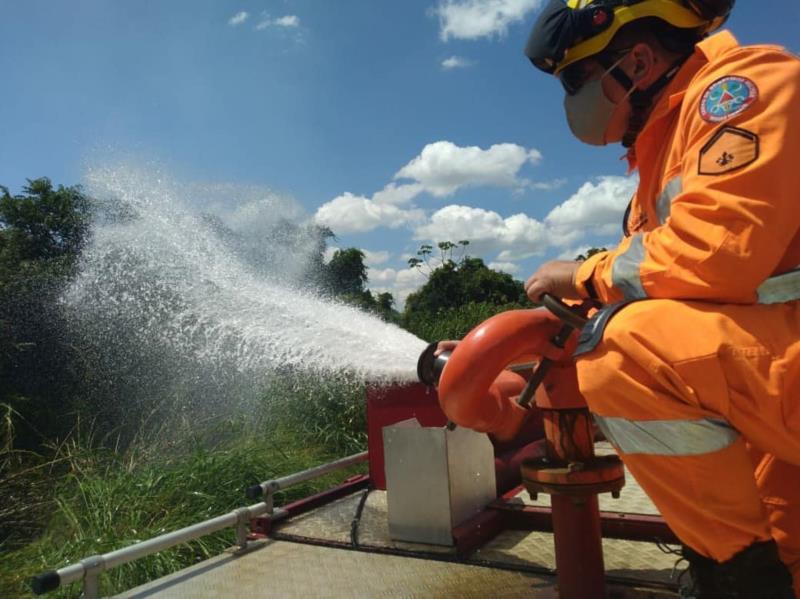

{"left": 599, "top": 53, "right": 691, "bottom": 148}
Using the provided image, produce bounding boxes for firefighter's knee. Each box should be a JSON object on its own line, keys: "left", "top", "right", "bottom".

{"left": 574, "top": 301, "right": 668, "bottom": 411}
{"left": 578, "top": 299, "right": 679, "bottom": 358}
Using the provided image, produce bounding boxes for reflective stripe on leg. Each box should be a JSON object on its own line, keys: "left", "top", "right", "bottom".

{"left": 594, "top": 415, "right": 740, "bottom": 456}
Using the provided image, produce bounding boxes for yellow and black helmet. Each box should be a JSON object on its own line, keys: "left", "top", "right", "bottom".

{"left": 525, "top": 0, "right": 734, "bottom": 75}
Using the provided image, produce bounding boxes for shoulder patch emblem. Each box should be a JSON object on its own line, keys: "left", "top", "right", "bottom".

{"left": 698, "top": 126, "right": 759, "bottom": 176}
{"left": 699, "top": 76, "right": 758, "bottom": 123}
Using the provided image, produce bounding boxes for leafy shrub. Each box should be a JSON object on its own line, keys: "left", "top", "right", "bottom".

{"left": 404, "top": 258, "right": 526, "bottom": 316}
{"left": 401, "top": 300, "right": 530, "bottom": 342}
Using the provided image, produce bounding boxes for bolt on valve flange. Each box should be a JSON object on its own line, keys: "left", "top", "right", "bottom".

{"left": 521, "top": 453, "right": 625, "bottom": 502}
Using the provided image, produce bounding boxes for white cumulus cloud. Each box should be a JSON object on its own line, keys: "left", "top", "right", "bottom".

{"left": 315, "top": 170, "right": 635, "bottom": 302}
{"left": 488, "top": 261, "right": 520, "bottom": 274}
{"left": 228, "top": 11, "right": 249, "bottom": 26}
{"left": 368, "top": 267, "right": 399, "bottom": 287}
{"left": 545, "top": 176, "right": 637, "bottom": 244}
{"left": 371, "top": 182, "right": 425, "bottom": 206}
{"left": 274, "top": 15, "right": 300, "bottom": 27}
{"left": 433, "top": 0, "right": 544, "bottom": 41}
{"left": 395, "top": 141, "right": 542, "bottom": 197}
{"left": 441, "top": 55, "right": 475, "bottom": 69}
{"left": 368, "top": 266, "right": 429, "bottom": 307}
{"left": 529, "top": 178, "right": 568, "bottom": 191}
{"left": 557, "top": 245, "right": 592, "bottom": 261}
{"left": 315, "top": 140, "right": 544, "bottom": 236}
{"left": 414, "top": 204, "right": 549, "bottom": 260}
{"left": 256, "top": 14, "right": 300, "bottom": 30}
{"left": 314, "top": 192, "right": 424, "bottom": 235}
{"left": 362, "top": 249, "right": 391, "bottom": 266}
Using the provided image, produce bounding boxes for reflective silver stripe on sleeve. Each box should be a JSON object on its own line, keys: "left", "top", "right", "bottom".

{"left": 656, "top": 176, "right": 682, "bottom": 225}
{"left": 757, "top": 268, "right": 800, "bottom": 304}
{"left": 593, "top": 415, "right": 740, "bottom": 456}
{"left": 611, "top": 234, "right": 648, "bottom": 300}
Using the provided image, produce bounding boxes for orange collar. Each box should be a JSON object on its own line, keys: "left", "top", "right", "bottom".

{"left": 669, "top": 30, "right": 740, "bottom": 107}
{"left": 625, "top": 30, "right": 741, "bottom": 171}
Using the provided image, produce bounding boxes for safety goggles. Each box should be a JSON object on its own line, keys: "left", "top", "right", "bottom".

{"left": 558, "top": 48, "right": 631, "bottom": 96}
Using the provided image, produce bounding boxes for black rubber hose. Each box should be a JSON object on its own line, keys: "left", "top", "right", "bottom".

{"left": 245, "top": 484, "right": 263, "bottom": 500}
{"left": 350, "top": 487, "right": 372, "bottom": 548}
{"left": 31, "top": 570, "right": 60, "bottom": 595}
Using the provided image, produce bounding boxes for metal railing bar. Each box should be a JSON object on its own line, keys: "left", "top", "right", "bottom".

{"left": 32, "top": 451, "right": 366, "bottom": 597}
{"left": 35, "top": 502, "right": 269, "bottom": 595}
{"left": 246, "top": 450, "right": 368, "bottom": 499}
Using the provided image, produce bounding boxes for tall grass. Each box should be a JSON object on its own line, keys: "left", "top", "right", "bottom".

{"left": 1, "top": 302, "right": 513, "bottom": 597}
{"left": 269, "top": 374, "right": 368, "bottom": 454}
{"left": 0, "top": 379, "right": 368, "bottom": 598}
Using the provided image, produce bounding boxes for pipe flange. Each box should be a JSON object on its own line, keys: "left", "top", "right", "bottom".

{"left": 521, "top": 454, "right": 625, "bottom": 496}
{"left": 523, "top": 477, "right": 626, "bottom": 498}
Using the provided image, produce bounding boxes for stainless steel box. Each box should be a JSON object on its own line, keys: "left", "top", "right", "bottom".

{"left": 382, "top": 418, "right": 497, "bottom": 546}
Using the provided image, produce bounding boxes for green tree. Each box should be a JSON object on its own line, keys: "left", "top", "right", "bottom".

{"left": 401, "top": 241, "right": 528, "bottom": 340}
{"left": 0, "top": 178, "right": 89, "bottom": 265}
{"left": 325, "top": 248, "right": 369, "bottom": 295}
{"left": 400, "top": 240, "right": 530, "bottom": 341}
{"left": 404, "top": 253, "right": 525, "bottom": 315}
{"left": 376, "top": 292, "right": 394, "bottom": 312}
{"left": 320, "top": 248, "right": 399, "bottom": 322}
{"left": 408, "top": 240, "right": 470, "bottom": 275}
{"left": 0, "top": 179, "right": 92, "bottom": 449}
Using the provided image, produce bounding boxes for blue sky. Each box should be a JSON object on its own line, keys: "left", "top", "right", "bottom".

{"left": 1, "top": 1, "right": 797, "bottom": 303}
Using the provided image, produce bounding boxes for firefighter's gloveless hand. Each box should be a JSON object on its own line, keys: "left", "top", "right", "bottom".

{"left": 525, "top": 260, "right": 582, "bottom": 303}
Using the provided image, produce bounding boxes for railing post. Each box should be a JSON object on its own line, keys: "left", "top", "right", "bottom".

{"left": 82, "top": 556, "right": 104, "bottom": 599}
{"left": 234, "top": 508, "right": 250, "bottom": 550}
{"left": 263, "top": 481, "right": 279, "bottom": 514}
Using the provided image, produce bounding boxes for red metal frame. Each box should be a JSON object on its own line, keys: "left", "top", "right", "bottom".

{"left": 492, "top": 502, "right": 680, "bottom": 545}
{"left": 451, "top": 507, "right": 506, "bottom": 556}
{"left": 250, "top": 474, "right": 370, "bottom": 536}
{"left": 250, "top": 472, "right": 678, "bottom": 547}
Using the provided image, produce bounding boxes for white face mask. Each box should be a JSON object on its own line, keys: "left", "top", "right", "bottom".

{"left": 563, "top": 56, "right": 635, "bottom": 146}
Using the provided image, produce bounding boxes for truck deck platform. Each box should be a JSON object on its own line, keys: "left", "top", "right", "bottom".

{"left": 118, "top": 445, "right": 683, "bottom": 598}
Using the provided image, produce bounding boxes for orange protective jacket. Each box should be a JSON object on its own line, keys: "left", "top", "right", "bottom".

{"left": 574, "top": 31, "right": 800, "bottom": 305}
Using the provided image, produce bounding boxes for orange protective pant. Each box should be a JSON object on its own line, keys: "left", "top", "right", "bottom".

{"left": 575, "top": 299, "right": 800, "bottom": 593}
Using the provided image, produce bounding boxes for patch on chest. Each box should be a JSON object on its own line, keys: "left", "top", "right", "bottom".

{"left": 698, "top": 126, "right": 760, "bottom": 176}
{"left": 699, "top": 76, "right": 758, "bottom": 123}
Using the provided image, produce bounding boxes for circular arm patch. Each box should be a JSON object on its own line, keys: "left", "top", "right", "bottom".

{"left": 699, "top": 76, "right": 758, "bottom": 123}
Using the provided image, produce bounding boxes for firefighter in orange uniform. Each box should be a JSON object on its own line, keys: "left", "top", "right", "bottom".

{"left": 522, "top": 1, "right": 800, "bottom": 596}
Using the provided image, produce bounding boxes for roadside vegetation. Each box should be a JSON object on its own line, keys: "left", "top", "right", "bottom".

{"left": 1, "top": 370, "right": 368, "bottom": 597}
{"left": 0, "top": 178, "right": 582, "bottom": 597}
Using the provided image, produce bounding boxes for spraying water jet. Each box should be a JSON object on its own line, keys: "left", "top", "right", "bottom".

{"left": 62, "top": 165, "right": 427, "bottom": 427}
